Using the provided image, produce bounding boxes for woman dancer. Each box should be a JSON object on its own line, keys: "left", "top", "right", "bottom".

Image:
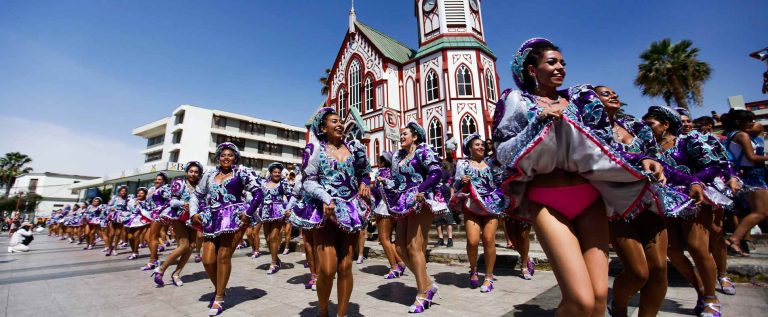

{"left": 152, "top": 161, "right": 204, "bottom": 287}
{"left": 371, "top": 151, "right": 406, "bottom": 279}
{"left": 291, "top": 108, "right": 371, "bottom": 316}
{"left": 257, "top": 162, "right": 291, "bottom": 274}
{"left": 83, "top": 197, "right": 105, "bottom": 250}
{"left": 379, "top": 121, "right": 446, "bottom": 313}
{"left": 642, "top": 105, "right": 739, "bottom": 317}
{"left": 189, "top": 142, "right": 263, "bottom": 316}
{"left": 245, "top": 222, "right": 262, "bottom": 259}
{"left": 287, "top": 181, "right": 318, "bottom": 290}
{"left": 124, "top": 187, "right": 151, "bottom": 260}
{"left": 450, "top": 134, "right": 510, "bottom": 292}
{"left": 596, "top": 86, "right": 690, "bottom": 317}
{"left": 65, "top": 203, "right": 86, "bottom": 243}
{"left": 503, "top": 214, "right": 534, "bottom": 280}
{"left": 492, "top": 38, "right": 665, "bottom": 317}
{"left": 105, "top": 186, "right": 129, "bottom": 256}
{"left": 56, "top": 205, "right": 71, "bottom": 240}
{"left": 141, "top": 172, "right": 171, "bottom": 271}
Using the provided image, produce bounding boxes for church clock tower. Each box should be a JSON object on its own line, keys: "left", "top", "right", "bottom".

{"left": 417, "top": 0, "right": 485, "bottom": 46}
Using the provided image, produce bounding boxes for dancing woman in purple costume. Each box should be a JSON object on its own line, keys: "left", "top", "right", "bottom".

{"left": 140, "top": 172, "right": 171, "bottom": 271}
{"left": 189, "top": 142, "right": 263, "bottom": 316}
{"left": 286, "top": 181, "right": 319, "bottom": 290}
{"left": 152, "top": 161, "right": 204, "bottom": 287}
{"left": 257, "top": 162, "right": 292, "bottom": 274}
{"left": 379, "top": 121, "right": 446, "bottom": 313}
{"left": 371, "top": 151, "right": 406, "bottom": 279}
{"left": 450, "top": 134, "right": 511, "bottom": 293}
{"left": 124, "top": 187, "right": 151, "bottom": 260}
{"left": 290, "top": 108, "right": 372, "bottom": 317}
{"left": 105, "top": 186, "right": 129, "bottom": 256}
{"left": 83, "top": 197, "right": 105, "bottom": 250}
{"left": 493, "top": 38, "right": 666, "bottom": 317}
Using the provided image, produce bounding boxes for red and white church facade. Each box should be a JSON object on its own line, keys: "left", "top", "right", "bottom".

{"left": 325, "top": 0, "right": 499, "bottom": 163}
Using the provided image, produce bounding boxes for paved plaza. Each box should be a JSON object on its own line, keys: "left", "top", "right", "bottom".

{"left": 1, "top": 232, "right": 767, "bottom": 317}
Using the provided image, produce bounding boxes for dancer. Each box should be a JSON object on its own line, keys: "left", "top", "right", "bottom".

{"left": 65, "top": 203, "right": 86, "bottom": 243}
{"left": 141, "top": 172, "right": 171, "bottom": 271}
{"left": 642, "top": 105, "right": 739, "bottom": 317}
{"left": 124, "top": 187, "right": 151, "bottom": 260}
{"left": 450, "top": 134, "right": 510, "bottom": 292}
{"left": 84, "top": 197, "right": 105, "bottom": 250}
{"left": 380, "top": 121, "right": 446, "bottom": 313}
{"left": 371, "top": 151, "right": 406, "bottom": 279}
{"left": 257, "top": 162, "right": 291, "bottom": 274}
{"left": 189, "top": 142, "right": 263, "bottom": 316}
{"left": 291, "top": 108, "right": 372, "bottom": 316}
{"left": 245, "top": 222, "right": 262, "bottom": 259}
{"left": 105, "top": 186, "right": 129, "bottom": 256}
{"left": 492, "top": 38, "right": 665, "bottom": 317}
{"left": 503, "top": 214, "right": 534, "bottom": 279}
{"left": 152, "top": 161, "right": 204, "bottom": 287}
{"left": 287, "top": 181, "right": 318, "bottom": 290}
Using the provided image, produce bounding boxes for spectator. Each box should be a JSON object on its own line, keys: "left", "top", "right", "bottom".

{"left": 694, "top": 116, "right": 716, "bottom": 134}
{"left": 485, "top": 138, "right": 495, "bottom": 158}
{"left": 445, "top": 132, "right": 458, "bottom": 154}
{"left": 8, "top": 222, "right": 34, "bottom": 253}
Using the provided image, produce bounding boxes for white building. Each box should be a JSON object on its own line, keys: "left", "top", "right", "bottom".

{"left": 72, "top": 105, "right": 305, "bottom": 199}
{"left": 134, "top": 105, "right": 305, "bottom": 172}
{"left": 327, "top": 0, "right": 499, "bottom": 162}
{"left": 9, "top": 172, "right": 98, "bottom": 218}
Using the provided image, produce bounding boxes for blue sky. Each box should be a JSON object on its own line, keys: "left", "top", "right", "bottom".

{"left": 0, "top": 0, "right": 766, "bottom": 175}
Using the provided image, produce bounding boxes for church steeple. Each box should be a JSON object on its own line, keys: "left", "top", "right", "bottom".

{"left": 348, "top": 0, "right": 357, "bottom": 33}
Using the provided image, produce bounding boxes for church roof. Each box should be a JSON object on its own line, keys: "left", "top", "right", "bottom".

{"left": 354, "top": 21, "right": 415, "bottom": 64}
{"left": 413, "top": 36, "right": 495, "bottom": 60}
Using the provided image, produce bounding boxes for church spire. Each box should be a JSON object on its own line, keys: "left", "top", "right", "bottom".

{"left": 348, "top": 0, "right": 356, "bottom": 33}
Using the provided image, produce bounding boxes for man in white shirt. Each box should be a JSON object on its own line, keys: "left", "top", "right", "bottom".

{"left": 8, "top": 222, "right": 34, "bottom": 253}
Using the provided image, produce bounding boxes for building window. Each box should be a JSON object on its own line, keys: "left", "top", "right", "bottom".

{"left": 426, "top": 70, "right": 439, "bottom": 102}
{"left": 172, "top": 131, "right": 182, "bottom": 144}
{"left": 215, "top": 135, "right": 245, "bottom": 150}
{"left": 406, "top": 77, "right": 415, "bottom": 110}
{"left": 241, "top": 157, "right": 263, "bottom": 170}
{"left": 212, "top": 115, "right": 227, "bottom": 129}
{"left": 208, "top": 152, "right": 217, "bottom": 165}
{"left": 71, "top": 189, "right": 80, "bottom": 195}
{"left": 376, "top": 85, "right": 384, "bottom": 108}
{"left": 457, "top": 65, "right": 473, "bottom": 96}
{"left": 175, "top": 111, "right": 185, "bottom": 124}
{"left": 239, "top": 121, "right": 265, "bottom": 135}
{"left": 147, "top": 135, "right": 164, "bottom": 148}
{"left": 338, "top": 88, "right": 347, "bottom": 119}
{"left": 485, "top": 70, "right": 496, "bottom": 100}
{"left": 364, "top": 77, "right": 373, "bottom": 112}
{"left": 293, "top": 147, "right": 303, "bottom": 157}
{"left": 258, "top": 142, "right": 282, "bottom": 156}
{"left": 145, "top": 151, "right": 162, "bottom": 163}
{"left": 28, "top": 178, "right": 38, "bottom": 193}
{"left": 349, "top": 60, "right": 362, "bottom": 113}
{"left": 278, "top": 129, "right": 301, "bottom": 141}
{"left": 428, "top": 118, "right": 444, "bottom": 156}
{"left": 374, "top": 139, "right": 381, "bottom": 163}
{"left": 169, "top": 150, "right": 180, "bottom": 163}
{"left": 460, "top": 115, "right": 478, "bottom": 154}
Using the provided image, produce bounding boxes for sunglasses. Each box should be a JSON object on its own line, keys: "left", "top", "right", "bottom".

{"left": 598, "top": 90, "right": 619, "bottom": 98}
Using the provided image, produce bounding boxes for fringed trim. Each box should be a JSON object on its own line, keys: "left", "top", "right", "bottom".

{"left": 203, "top": 228, "right": 240, "bottom": 239}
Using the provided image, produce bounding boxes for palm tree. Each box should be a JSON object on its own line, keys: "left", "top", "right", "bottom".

{"left": 0, "top": 152, "right": 34, "bottom": 197}
{"left": 635, "top": 38, "right": 712, "bottom": 110}
{"left": 319, "top": 68, "right": 332, "bottom": 97}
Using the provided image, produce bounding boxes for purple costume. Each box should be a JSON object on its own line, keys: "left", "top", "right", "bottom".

{"left": 107, "top": 194, "right": 130, "bottom": 225}
{"left": 450, "top": 157, "right": 511, "bottom": 217}
{"left": 257, "top": 178, "right": 291, "bottom": 223}
{"left": 147, "top": 184, "right": 171, "bottom": 222}
{"left": 124, "top": 196, "right": 151, "bottom": 228}
{"left": 381, "top": 140, "right": 448, "bottom": 218}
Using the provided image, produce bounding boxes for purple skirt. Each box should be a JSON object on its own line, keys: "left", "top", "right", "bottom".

{"left": 124, "top": 213, "right": 150, "bottom": 228}
{"left": 200, "top": 203, "right": 249, "bottom": 238}
{"left": 386, "top": 187, "right": 448, "bottom": 219}
{"left": 258, "top": 202, "right": 287, "bottom": 223}
{"left": 288, "top": 196, "right": 369, "bottom": 233}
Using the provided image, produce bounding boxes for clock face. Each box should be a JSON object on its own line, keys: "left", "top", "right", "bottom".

{"left": 423, "top": 0, "right": 436, "bottom": 12}
{"left": 469, "top": 0, "right": 479, "bottom": 12}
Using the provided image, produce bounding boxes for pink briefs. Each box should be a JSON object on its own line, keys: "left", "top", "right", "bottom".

{"left": 527, "top": 183, "right": 600, "bottom": 220}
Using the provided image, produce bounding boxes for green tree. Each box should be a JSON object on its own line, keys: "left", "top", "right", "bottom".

{"left": 0, "top": 152, "right": 34, "bottom": 197}
{"left": 320, "top": 68, "right": 332, "bottom": 98}
{"left": 635, "top": 38, "right": 712, "bottom": 110}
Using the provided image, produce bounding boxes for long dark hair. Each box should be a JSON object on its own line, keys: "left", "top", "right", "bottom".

{"left": 722, "top": 109, "right": 755, "bottom": 132}
{"left": 522, "top": 42, "right": 561, "bottom": 93}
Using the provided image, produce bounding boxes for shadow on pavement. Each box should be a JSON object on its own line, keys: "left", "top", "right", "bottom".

{"left": 432, "top": 271, "right": 471, "bottom": 289}
{"left": 286, "top": 272, "right": 312, "bottom": 285}
{"left": 199, "top": 286, "right": 267, "bottom": 309}
{"left": 366, "top": 281, "right": 415, "bottom": 306}
{"left": 360, "top": 264, "right": 389, "bottom": 276}
{"left": 298, "top": 301, "right": 362, "bottom": 317}
{"left": 181, "top": 271, "right": 208, "bottom": 284}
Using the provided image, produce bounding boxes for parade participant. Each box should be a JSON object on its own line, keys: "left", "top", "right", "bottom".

{"left": 643, "top": 105, "right": 739, "bottom": 317}
{"left": 492, "top": 38, "right": 666, "bottom": 317}
{"left": 83, "top": 197, "right": 105, "bottom": 250}
{"left": 293, "top": 108, "right": 372, "bottom": 316}
{"left": 65, "top": 203, "right": 86, "bottom": 243}
{"left": 105, "top": 186, "right": 129, "bottom": 256}
{"left": 245, "top": 222, "right": 262, "bottom": 259}
{"left": 450, "top": 134, "right": 510, "bottom": 292}
{"left": 188, "top": 142, "right": 264, "bottom": 316}
{"left": 257, "top": 162, "right": 292, "bottom": 274}
{"left": 141, "top": 172, "right": 171, "bottom": 271}
{"left": 724, "top": 109, "right": 768, "bottom": 258}
{"left": 503, "top": 213, "right": 534, "bottom": 280}
{"left": 56, "top": 205, "right": 71, "bottom": 239}
{"left": 124, "top": 187, "right": 151, "bottom": 260}
{"left": 287, "top": 181, "right": 318, "bottom": 290}
{"left": 380, "top": 121, "right": 446, "bottom": 313}
{"left": 371, "top": 151, "right": 406, "bottom": 279}
{"left": 152, "top": 161, "right": 204, "bottom": 287}
{"left": 596, "top": 86, "right": 690, "bottom": 317}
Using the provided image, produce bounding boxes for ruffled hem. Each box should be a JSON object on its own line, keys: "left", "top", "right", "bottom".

{"left": 288, "top": 196, "right": 369, "bottom": 232}
{"left": 386, "top": 187, "right": 449, "bottom": 219}
{"left": 201, "top": 203, "right": 249, "bottom": 236}
{"left": 450, "top": 184, "right": 511, "bottom": 217}
{"left": 203, "top": 228, "right": 241, "bottom": 239}
{"left": 258, "top": 203, "right": 287, "bottom": 223}
{"left": 372, "top": 201, "right": 392, "bottom": 217}
{"left": 123, "top": 214, "right": 151, "bottom": 228}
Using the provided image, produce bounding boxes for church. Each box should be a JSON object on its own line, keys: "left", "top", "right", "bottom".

{"left": 325, "top": 0, "right": 499, "bottom": 162}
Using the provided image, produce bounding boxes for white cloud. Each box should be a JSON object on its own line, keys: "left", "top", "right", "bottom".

{"left": 0, "top": 116, "right": 142, "bottom": 177}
